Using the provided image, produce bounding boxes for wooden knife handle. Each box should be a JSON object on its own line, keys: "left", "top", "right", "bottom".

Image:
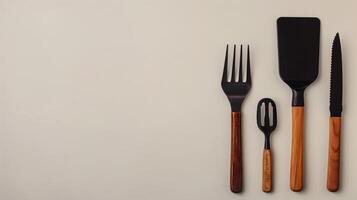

{"left": 290, "top": 106, "right": 304, "bottom": 191}
{"left": 262, "top": 149, "right": 272, "bottom": 192}
{"left": 327, "top": 117, "right": 342, "bottom": 192}
{"left": 230, "top": 112, "right": 242, "bottom": 193}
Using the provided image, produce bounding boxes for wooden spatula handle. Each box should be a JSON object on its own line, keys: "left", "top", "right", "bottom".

{"left": 262, "top": 149, "right": 272, "bottom": 192}
{"left": 230, "top": 112, "right": 242, "bottom": 193}
{"left": 327, "top": 117, "right": 341, "bottom": 192}
{"left": 290, "top": 106, "right": 304, "bottom": 191}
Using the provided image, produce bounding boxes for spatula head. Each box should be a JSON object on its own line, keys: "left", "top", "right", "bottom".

{"left": 277, "top": 17, "right": 320, "bottom": 89}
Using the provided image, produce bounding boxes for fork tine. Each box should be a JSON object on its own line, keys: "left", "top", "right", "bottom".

{"left": 246, "top": 45, "right": 251, "bottom": 83}
{"left": 222, "top": 45, "right": 229, "bottom": 83}
{"left": 230, "top": 45, "right": 236, "bottom": 82}
{"left": 238, "top": 45, "right": 243, "bottom": 82}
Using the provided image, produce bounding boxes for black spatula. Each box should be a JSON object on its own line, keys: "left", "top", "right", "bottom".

{"left": 277, "top": 17, "right": 320, "bottom": 192}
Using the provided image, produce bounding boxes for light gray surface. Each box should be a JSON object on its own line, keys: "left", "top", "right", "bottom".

{"left": 0, "top": 0, "right": 356, "bottom": 199}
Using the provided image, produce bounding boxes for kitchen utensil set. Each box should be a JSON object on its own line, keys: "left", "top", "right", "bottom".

{"left": 221, "top": 17, "right": 344, "bottom": 193}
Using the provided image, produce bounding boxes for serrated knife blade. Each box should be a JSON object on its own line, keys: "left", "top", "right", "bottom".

{"left": 329, "top": 33, "right": 343, "bottom": 117}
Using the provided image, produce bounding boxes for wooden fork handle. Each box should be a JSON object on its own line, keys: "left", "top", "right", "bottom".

{"left": 262, "top": 149, "right": 272, "bottom": 192}
{"left": 230, "top": 112, "right": 242, "bottom": 193}
{"left": 327, "top": 117, "right": 342, "bottom": 192}
{"left": 290, "top": 106, "right": 304, "bottom": 192}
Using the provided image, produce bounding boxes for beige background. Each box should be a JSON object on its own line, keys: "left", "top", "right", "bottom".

{"left": 0, "top": 0, "right": 356, "bottom": 199}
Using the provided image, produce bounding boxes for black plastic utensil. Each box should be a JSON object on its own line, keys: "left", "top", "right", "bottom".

{"left": 277, "top": 17, "right": 320, "bottom": 191}
{"left": 257, "top": 98, "right": 277, "bottom": 193}
{"left": 221, "top": 44, "right": 252, "bottom": 193}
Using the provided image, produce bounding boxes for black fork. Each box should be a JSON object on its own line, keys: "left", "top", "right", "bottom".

{"left": 221, "top": 44, "right": 252, "bottom": 193}
{"left": 257, "top": 98, "right": 277, "bottom": 192}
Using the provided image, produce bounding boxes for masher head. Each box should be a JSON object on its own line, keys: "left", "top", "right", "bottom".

{"left": 257, "top": 98, "right": 277, "bottom": 134}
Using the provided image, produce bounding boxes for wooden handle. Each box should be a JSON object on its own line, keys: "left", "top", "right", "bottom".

{"left": 230, "top": 112, "right": 242, "bottom": 193}
{"left": 262, "top": 149, "right": 272, "bottom": 192}
{"left": 290, "top": 106, "right": 304, "bottom": 191}
{"left": 327, "top": 117, "right": 342, "bottom": 192}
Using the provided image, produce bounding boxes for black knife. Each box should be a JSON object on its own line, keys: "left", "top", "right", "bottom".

{"left": 327, "top": 33, "right": 343, "bottom": 192}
